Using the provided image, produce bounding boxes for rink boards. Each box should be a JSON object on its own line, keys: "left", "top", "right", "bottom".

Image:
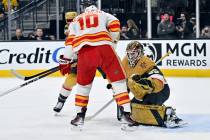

{"left": 0, "top": 40, "right": 210, "bottom": 77}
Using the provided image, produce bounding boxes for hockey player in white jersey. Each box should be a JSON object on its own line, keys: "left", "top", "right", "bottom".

{"left": 58, "top": 1, "right": 136, "bottom": 129}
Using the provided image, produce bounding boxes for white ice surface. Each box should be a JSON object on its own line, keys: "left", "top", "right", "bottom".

{"left": 0, "top": 77, "right": 210, "bottom": 140}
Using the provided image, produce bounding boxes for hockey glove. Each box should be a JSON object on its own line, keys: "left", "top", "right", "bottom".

{"left": 59, "top": 55, "right": 71, "bottom": 76}
{"left": 128, "top": 74, "right": 154, "bottom": 100}
{"left": 131, "top": 74, "right": 154, "bottom": 90}
{"left": 136, "top": 78, "right": 154, "bottom": 90}
{"left": 131, "top": 74, "right": 141, "bottom": 82}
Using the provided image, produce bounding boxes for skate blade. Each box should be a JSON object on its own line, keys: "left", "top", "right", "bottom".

{"left": 174, "top": 122, "right": 188, "bottom": 128}
{"left": 54, "top": 112, "right": 61, "bottom": 116}
{"left": 166, "top": 121, "right": 188, "bottom": 128}
{"left": 71, "top": 124, "right": 84, "bottom": 131}
{"left": 121, "top": 124, "right": 137, "bottom": 132}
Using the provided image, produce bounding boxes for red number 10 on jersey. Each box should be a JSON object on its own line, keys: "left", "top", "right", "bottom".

{"left": 78, "top": 13, "right": 99, "bottom": 30}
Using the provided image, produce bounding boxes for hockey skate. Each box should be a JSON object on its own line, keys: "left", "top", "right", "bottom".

{"left": 164, "top": 107, "right": 187, "bottom": 128}
{"left": 53, "top": 94, "right": 67, "bottom": 114}
{"left": 70, "top": 107, "right": 87, "bottom": 131}
{"left": 118, "top": 106, "right": 139, "bottom": 131}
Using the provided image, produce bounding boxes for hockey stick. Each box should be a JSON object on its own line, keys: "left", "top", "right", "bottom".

{"left": 0, "top": 67, "right": 59, "bottom": 98}
{"left": 86, "top": 51, "right": 172, "bottom": 121}
{"left": 85, "top": 98, "right": 115, "bottom": 121}
{"left": 11, "top": 66, "right": 59, "bottom": 81}
{"left": 155, "top": 51, "right": 172, "bottom": 65}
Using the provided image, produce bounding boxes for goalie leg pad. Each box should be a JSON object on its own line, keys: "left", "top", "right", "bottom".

{"left": 131, "top": 103, "right": 167, "bottom": 127}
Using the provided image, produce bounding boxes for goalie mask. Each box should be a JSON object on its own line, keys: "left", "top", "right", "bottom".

{"left": 126, "top": 41, "right": 144, "bottom": 67}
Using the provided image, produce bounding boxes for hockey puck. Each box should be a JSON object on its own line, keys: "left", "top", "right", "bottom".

{"left": 106, "top": 83, "right": 112, "bottom": 89}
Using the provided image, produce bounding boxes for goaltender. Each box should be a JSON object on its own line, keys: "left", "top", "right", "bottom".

{"left": 120, "top": 41, "right": 186, "bottom": 128}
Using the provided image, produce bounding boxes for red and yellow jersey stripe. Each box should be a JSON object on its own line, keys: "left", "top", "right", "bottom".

{"left": 65, "top": 31, "right": 112, "bottom": 49}
{"left": 72, "top": 31, "right": 112, "bottom": 48}
{"left": 65, "top": 35, "right": 75, "bottom": 46}
{"left": 107, "top": 20, "right": 120, "bottom": 32}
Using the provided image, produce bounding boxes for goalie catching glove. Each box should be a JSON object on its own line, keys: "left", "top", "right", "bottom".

{"left": 59, "top": 55, "right": 72, "bottom": 76}
{"left": 128, "top": 74, "right": 154, "bottom": 100}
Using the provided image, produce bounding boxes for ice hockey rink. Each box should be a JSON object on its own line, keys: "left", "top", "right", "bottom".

{"left": 0, "top": 77, "right": 210, "bottom": 140}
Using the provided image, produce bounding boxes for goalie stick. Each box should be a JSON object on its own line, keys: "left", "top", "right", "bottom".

{"left": 0, "top": 67, "right": 59, "bottom": 98}
{"left": 86, "top": 51, "right": 172, "bottom": 121}
{"left": 85, "top": 98, "right": 115, "bottom": 121}
{"left": 155, "top": 51, "right": 172, "bottom": 65}
{"left": 11, "top": 66, "right": 59, "bottom": 81}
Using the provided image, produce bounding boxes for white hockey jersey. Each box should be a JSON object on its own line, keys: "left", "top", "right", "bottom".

{"left": 65, "top": 9, "right": 120, "bottom": 54}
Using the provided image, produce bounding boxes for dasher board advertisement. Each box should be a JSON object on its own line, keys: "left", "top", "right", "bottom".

{"left": 0, "top": 40, "right": 209, "bottom": 77}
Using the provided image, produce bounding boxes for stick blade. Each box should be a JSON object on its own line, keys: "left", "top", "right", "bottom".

{"left": 85, "top": 116, "right": 93, "bottom": 121}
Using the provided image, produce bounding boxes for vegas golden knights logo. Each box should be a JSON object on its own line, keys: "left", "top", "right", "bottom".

{"left": 142, "top": 43, "right": 162, "bottom": 65}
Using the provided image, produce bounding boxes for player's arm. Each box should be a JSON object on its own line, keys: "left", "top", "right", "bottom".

{"left": 146, "top": 67, "right": 165, "bottom": 93}
{"left": 63, "top": 22, "right": 77, "bottom": 59}
{"left": 59, "top": 23, "right": 76, "bottom": 76}
{"left": 106, "top": 13, "right": 120, "bottom": 49}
